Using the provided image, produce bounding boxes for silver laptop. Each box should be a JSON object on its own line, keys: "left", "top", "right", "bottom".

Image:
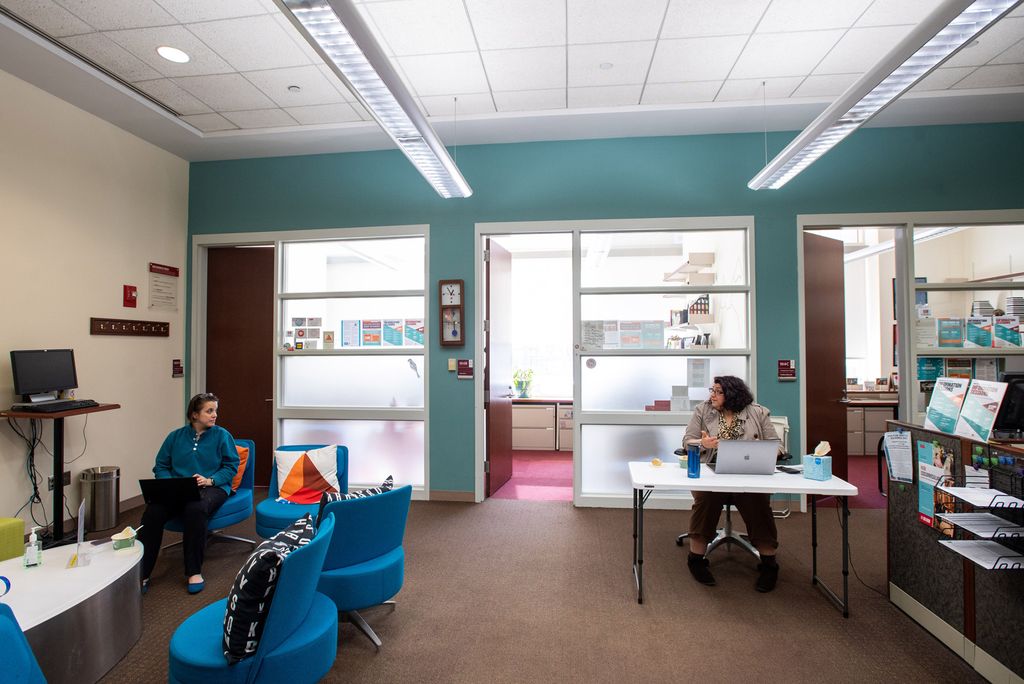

{"left": 712, "top": 439, "right": 781, "bottom": 475}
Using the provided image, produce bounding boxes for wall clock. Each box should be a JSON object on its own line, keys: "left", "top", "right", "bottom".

{"left": 439, "top": 279, "right": 465, "bottom": 347}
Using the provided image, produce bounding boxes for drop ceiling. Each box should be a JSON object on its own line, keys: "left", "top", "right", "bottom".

{"left": 1, "top": 0, "right": 1022, "bottom": 161}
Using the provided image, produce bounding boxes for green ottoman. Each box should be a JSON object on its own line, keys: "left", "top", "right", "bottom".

{"left": 0, "top": 517, "right": 24, "bottom": 562}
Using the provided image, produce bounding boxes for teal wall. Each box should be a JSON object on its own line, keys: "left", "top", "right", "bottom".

{"left": 189, "top": 122, "right": 1024, "bottom": 492}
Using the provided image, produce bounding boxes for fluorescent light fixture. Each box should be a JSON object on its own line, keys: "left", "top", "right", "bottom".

{"left": 156, "top": 46, "right": 190, "bottom": 63}
{"left": 276, "top": 0, "right": 472, "bottom": 199}
{"left": 749, "top": 0, "right": 1022, "bottom": 190}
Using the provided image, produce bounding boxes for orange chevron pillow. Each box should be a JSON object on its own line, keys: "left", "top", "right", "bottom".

{"left": 274, "top": 446, "right": 341, "bottom": 504}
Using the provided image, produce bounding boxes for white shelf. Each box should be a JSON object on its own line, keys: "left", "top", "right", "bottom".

{"left": 936, "top": 485, "right": 1023, "bottom": 508}
{"left": 937, "top": 540, "right": 1024, "bottom": 570}
{"left": 937, "top": 513, "right": 1024, "bottom": 539}
{"left": 915, "top": 347, "right": 1024, "bottom": 357}
{"left": 915, "top": 280, "right": 1024, "bottom": 292}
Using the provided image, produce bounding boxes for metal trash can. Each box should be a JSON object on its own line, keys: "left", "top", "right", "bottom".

{"left": 81, "top": 466, "right": 120, "bottom": 532}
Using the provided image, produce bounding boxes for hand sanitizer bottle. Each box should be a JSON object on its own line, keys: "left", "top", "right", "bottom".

{"left": 23, "top": 527, "right": 42, "bottom": 567}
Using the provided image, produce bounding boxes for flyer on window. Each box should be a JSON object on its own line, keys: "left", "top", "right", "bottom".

{"left": 954, "top": 379, "right": 1008, "bottom": 442}
{"left": 382, "top": 319, "right": 403, "bottom": 346}
{"left": 923, "top": 377, "right": 969, "bottom": 434}
{"left": 341, "top": 320, "right": 360, "bottom": 347}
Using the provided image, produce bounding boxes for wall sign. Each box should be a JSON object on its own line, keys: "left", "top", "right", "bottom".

{"left": 777, "top": 359, "right": 797, "bottom": 381}
{"left": 149, "top": 262, "right": 179, "bottom": 311}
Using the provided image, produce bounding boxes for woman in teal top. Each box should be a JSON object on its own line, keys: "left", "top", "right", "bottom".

{"left": 137, "top": 393, "right": 238, "bottom": 594}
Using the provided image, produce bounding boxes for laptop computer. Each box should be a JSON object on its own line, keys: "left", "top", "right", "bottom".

{"left": 139, "top": 477, "right": 200, "bottom": 506}
{"left": 712, "top": 439, "right": 781, "bottom": 475}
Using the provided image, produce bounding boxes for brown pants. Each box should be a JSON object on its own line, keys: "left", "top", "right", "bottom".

{"left": 688, "top": 491, "right": 779, "bottom": 550}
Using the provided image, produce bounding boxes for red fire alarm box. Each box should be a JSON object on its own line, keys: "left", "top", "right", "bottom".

{"left": 123, "top": 285, "right": 138, "bottom": 308}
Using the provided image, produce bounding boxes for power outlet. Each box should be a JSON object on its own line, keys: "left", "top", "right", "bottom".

{"left": 48, "top": 470, "right": 71, "bottom": 491}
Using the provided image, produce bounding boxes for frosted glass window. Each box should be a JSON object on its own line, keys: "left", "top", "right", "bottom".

{"left": 580, "top": 425, "right": 686, "bottom": 495}
{"left": 282, "top": 237, "right": 425, "bottom": 293}
{"left": 580, "top": 293, "right": 749, "bottom": 350}
{"left": 282, "top": 298, "right": 425, "bottom": 348}
{"left": 280, "top": 419, "right": 424, "bottom": 487}
{"left": 282, "top": 356, "right": 424, "bottom": 408}
{"left": 580, "top": 230, "right": 747, "bottom": 288}
{"left": 580, "top": 355, "right": 747, "bottom": 411}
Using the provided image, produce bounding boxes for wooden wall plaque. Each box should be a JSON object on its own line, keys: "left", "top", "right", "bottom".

{"left": 90, "top": 317, "right": 169, "bottom": 337}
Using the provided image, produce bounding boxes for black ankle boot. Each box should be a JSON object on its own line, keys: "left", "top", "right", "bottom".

{"left": 687, "top": 552, "right": 715, "bottom": 586}
{"left": 756, "top": 558, "right": 779, "bottom": 593}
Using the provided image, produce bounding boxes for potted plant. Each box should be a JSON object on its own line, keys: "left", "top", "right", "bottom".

{"left": 513, "top": 368, "right": 534, "bottom": 398}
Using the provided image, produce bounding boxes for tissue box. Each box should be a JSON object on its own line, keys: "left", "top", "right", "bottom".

{"left": 803, "top": 456, "right": 832, "bottom": 481}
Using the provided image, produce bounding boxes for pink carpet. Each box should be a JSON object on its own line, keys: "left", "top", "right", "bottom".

{"left": 815, "top": 454, "right": 888, "bottom": 509}
{"left": 492, "top": 450, "right": 573, "bottom": 501}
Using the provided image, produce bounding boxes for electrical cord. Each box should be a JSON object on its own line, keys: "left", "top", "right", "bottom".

{"left": 834, "top": 503, "right": 888, "bottom": 599}
{"left": 7, "top": 417, "right": 50, "bottom": 531}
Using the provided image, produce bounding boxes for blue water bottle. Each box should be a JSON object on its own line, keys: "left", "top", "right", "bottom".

{"left": 687, "top": 443, "right": 701, "bottom": 478}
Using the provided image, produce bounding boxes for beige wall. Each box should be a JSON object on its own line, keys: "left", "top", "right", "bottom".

{"left": 0, "top": 68, "right": 189, "bottom": 533}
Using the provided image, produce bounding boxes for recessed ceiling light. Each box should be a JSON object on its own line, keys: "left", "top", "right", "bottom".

{"left": 287, "top": 85, "right": 302, "bottom": 92}
{"left": 156, "top": 46, "right": 190, "bottom": 64}
{"left": 599, "top": 62, "right": 614, "bottom": 70}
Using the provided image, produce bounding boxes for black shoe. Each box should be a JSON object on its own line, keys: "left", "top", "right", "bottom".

{"left": 687, "top": 552, "right": 716, "bottom": 586}
{"left": 756, "top": 560, "right": 779, "bottom": 593}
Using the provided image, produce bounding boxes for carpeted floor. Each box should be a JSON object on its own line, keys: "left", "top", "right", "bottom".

{"left": 98, "top": 492, "right": 983, "bottom": 683}
{"left": 492, "top": 450, "right": 572, "bottom": 501}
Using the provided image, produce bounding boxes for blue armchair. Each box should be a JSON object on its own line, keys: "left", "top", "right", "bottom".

{"left": 165, "top": 438, "right": 257, "bottom": 550}
{"left": 168, "top": 514, "right": 339, "bottom": 684}
{"left": 0, "top": 603, "right": 46, "bottom": 684}
{"left": 317, "top": 485, "right": 412, "bottom": 648}
{"left": 255, "top": 444, "right": 348, "bottom": 538}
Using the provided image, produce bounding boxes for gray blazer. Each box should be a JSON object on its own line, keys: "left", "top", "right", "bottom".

{"left": 682, "top": 401, "right": 781, "bottom": 462}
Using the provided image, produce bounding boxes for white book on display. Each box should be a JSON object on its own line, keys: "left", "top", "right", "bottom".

{"left": 923, "top": 377, "right": 969, "bottom": 434}
{"left": 954, "top": 379, "right": 1007, "bottom": 442}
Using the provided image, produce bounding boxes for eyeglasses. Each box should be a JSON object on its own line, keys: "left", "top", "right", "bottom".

{"left": 708, "top": 387, "right": 724, "bottom": 396}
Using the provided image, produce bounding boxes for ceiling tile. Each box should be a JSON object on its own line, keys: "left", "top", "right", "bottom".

{"left": 909, "top": 67, "right": 975, "bottom": 91}
{"left": 466, "top": 0, "right": 565, "bottom": 50}
{"left": 132, "top": 77, "right": 213, "bottom": 114}
{"left": 284, "top": 103, "right": 363, "bottom": 125}
{"left": 173, "top": 73, "right": 277, "bottom": 110}
{"left": 952, "top": 63, "right": 1024, "bottom": 89}
{"left": 363, "top": 0, "right": 476, "bottom": 55}
{"left": 855, "top": 0, "right": 936, "bottom": 27}
{"left": 397, "top": 52, "right": 490, "bottom": 96}
{"left": 567, "top": 0, "right": 668, "bottom": 44}
{"left": 791, "top": 72, "right": 858, "bottom": 98}
{"left": 730, "top": 30, "right": 845, "bottom": 79}
{"left": 481, "top": 46, "right": 565, "bottom": 91}
{"left": 661, "top": 0, "right": 769, "bottom": 39}
{"left": 181, "top": 112, "right": 236, "bottom": 131}
{"left": 945, "top": 17, "right": 1024, "bottom": 68}
{"left": 244, "top": 65, "right": 348, "bottom": 107}
{"left": 271, "top": 12, "right": 324, "bottom": 63}
{"left": 419, "top": 92, "right": 496, "bottom": 117}
{"left": 814, "top": 25, "right": 915, "bottom": 75}
{"left": 641, "top": 80, "right": 720, "bottom": 104}
{"left": 647, "top": 35, "right": 746, "bottom": 82}
{"left": 569, "top": 42, "right": 655, "bottom": 87}
{"left": 221, "top": 108, "right": 297, "bottom": 128}
{"left": 716, "top": 76, "right": 802, "bottom": 101}
{"left": 1, "top": 0, "right": 94, "bottom": 37}
{"left": 991, "top": 38, "right": 1024, "bottom": 65}
{"left": 153, "top": 0, "right": 268, "bottom": 23}
{"left": 53, "top": 0, "right": 176, "bottom": 30}
{"left": 493, "top": 89, "right": 565, "bottom": 112}
{"left": 61, "top": 33, "right": 163, "bottom": 82}
{"left": 568, "top": 84, "right": 642, "bottom": 108}
{"left": 186, "top": 15, "right": 311, "bottom": 71}
{"left": 756, "top": 0, "right": 871, "bottom": 33}
{"left": 106, "top": 25, "right": 234, "bottom": 77}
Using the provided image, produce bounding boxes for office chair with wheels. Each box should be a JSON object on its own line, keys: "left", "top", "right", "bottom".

{"left": 0, "top": 603, "right": 46, "bottom": 684}
{"left": 163, "top": 438, "right": 257, "bottom": 551}
{"left": 255, "top": 444, "right": 348, "bottom": 538}
{"left": 317, "top": 485, "right": 412, "bottom": 649}
{"left": 167, "top": 514, "right": 338, "bottom": 684}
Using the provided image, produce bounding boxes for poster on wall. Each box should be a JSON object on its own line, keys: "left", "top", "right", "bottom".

{"left": 149, "top": 262, "right": 179, "bottom": 311}
{"left": 917, "top": 440, "right": 954, "bottom": 537}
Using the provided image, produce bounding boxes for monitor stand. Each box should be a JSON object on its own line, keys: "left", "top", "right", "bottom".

{"left": 27, "top": 392, "right": 59, "bottom": 403}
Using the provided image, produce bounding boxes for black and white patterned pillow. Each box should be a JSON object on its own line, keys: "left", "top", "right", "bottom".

{"left": 222, "top": 515, "right": 315, "bottom": 664}
{"left": 316, "top": 476, "right": 394, "bottom": 526}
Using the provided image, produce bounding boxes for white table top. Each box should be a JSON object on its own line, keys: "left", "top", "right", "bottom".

{"left": 628, "top": 462, "right": 859, "bottom": 497}
{"left": 0, "top": 541, "right": 142, "bottom": 630}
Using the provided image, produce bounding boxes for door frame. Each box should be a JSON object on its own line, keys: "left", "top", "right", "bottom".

{"left": 796, "top": 209, "right": 1024, "bottom": 496}
{"left": 190, "top": 224, "right": 431, "bottom": 498}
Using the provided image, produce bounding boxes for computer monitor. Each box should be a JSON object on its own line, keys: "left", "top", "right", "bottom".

{"left": 992, "top": 372, "right": 1024, "bottom": 438}
{"left": 10, "top": 349, "right": 78, "bottom": 402}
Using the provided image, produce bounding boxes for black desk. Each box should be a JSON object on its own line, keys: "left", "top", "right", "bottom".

{"left": 1, "top": 403, "right": 120, "bottom": 546}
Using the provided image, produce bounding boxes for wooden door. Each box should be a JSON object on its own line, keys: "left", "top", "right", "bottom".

{"left": 485, "top": 238, "right": 514, "bottom": 496}
{"left": 206, "top": 246, "right": 275, "bottom": 486}
{"left": 803, "top": 232, "right": 848, "bottom": 480}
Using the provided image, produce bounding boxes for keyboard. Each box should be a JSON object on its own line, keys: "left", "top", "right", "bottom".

{"left": 14, "top": 399, "right": 100, "bottom": 413}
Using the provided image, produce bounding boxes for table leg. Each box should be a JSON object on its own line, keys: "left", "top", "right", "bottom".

{"left": 810, "top": 495, "right": 852, "bottom": 618}
{"left": 842, "top": 496, "right": 850, "bottom": 618}
{"left": 633, "top": 488, "right": 650, "bottom": 604}
{"left": 52, "top": 417, "right": 65, "bottom": 543}
{"left": 811, "top": 494, "right": 817, "bottom": 585}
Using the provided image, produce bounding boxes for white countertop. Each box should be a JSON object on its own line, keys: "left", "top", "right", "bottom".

{"left": 628, "top": 462, "right": 858, "bottom": 497}
{"left": 0, "top": 541, "right": 142, "bottom": 630}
